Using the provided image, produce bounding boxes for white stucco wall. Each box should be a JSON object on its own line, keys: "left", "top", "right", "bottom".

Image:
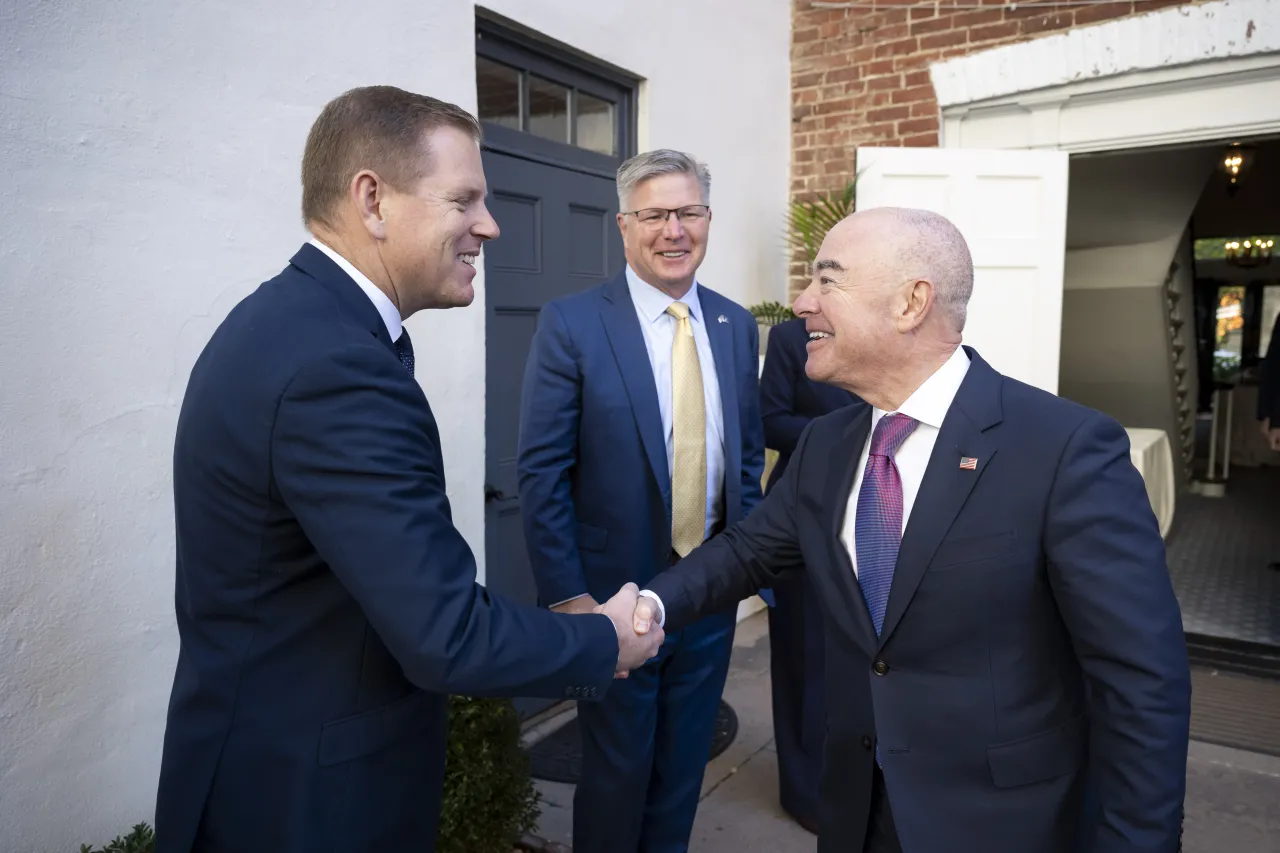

{"left": 0, "top": 0, "right": 789, "bottom": 848}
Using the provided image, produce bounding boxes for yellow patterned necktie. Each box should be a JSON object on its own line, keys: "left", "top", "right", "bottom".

{"left": 666, "top": 301, "right": 706, "bottom": 557}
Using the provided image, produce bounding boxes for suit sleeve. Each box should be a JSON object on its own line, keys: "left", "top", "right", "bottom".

{"left": 739, "top": 318, "right": 766, "bottom": 517}
{"left": 271, "top": 342, "right": 617, "bottom": 699}
{"left": 648, "top": 420, "right": 811, "bottom": 630}
{"left": 760, "top": 323, "right": 809, "bottom": 455}
{"left": 516, "top": 302, "right": 590, "bottom": 607}
{"left": 1044, "top": 412, "right": 1192, "bottom": 853}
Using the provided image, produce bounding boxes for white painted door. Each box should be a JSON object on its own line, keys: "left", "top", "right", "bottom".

{"left": 854, "top": 147, "right": 1069, "bottom": 395}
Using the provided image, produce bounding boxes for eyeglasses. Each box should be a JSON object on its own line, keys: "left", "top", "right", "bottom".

{"left": 622, "top": 205, "right": 711, "bottom": 228}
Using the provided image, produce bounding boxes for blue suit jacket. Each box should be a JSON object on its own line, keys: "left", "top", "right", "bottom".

{"left": 760, "top": 316, "right": 860, "bottom": 492}
{"left": 517, "top": 271, "right": 765, "bottom": 609}
{"left": 156, "top": 244, "right": 618, "bottom": 853}
{"left": 646, "top": 348, "right": 1192, "bottom": 853}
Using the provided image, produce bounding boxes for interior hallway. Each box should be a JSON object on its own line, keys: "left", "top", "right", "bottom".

{"left": 521, "top": 612, "right": 1280, "bottom": 852}
{"left": 1169, "top": 464, "right": 1280, "bottom": 648}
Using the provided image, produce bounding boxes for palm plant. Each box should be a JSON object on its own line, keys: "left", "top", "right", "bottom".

{"left": 785, "top": 178, "right": 857, "bottom": 266}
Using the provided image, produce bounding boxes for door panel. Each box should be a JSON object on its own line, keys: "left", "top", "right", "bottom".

{"left": 483, "top": 148, "right": 623, "bottom": 613}
{"left": 855, "top": 147, "right": 1069, "bottom": 394}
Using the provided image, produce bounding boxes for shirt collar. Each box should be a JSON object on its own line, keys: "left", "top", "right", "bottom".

{"left": 872, "top": 345, "right": 972, "bottom": 431}
{"left": 308, "top": 237, "right": 403, "bottom": 341}
{"left": 625, "top": 264, "right": 702, "bottom": 324}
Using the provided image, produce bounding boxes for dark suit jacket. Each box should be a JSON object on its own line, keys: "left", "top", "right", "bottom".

{"left": 1258, "top": 312, "right": 1280, "bottom": 424}
{"left": 645, "top": 348, "right": 1192, "bottom": 853}
{"left": 760, "top": 317, "right": 859, "bottom": 491}
{"left": 517, "top": 271, "right": 764, "bottom": 608}
{"left": 156, "top": 243, "right": 618, "bottom": 853}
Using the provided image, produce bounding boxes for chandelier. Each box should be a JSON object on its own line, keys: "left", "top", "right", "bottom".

{"left": 1220, "top": 144, "right": 1256, "bottom": 196}
{"left": 1224, "top": 238, "right": 1273, "bottom": 268}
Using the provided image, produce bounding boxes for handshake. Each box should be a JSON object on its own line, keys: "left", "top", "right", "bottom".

{"left": 553, "top": 584, "right": 665, "bottom": 678}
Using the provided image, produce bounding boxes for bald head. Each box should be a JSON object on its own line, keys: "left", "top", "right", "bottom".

{"left": 829, "top": 207, "right": 974, "bottom": 330}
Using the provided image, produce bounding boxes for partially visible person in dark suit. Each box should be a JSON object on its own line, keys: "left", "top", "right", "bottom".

{"left": 758, "top": 316, "right": 860, "bottom": 833}
{"left": 633, "top": 206, "right": 1191, "bottom": 853}
{"left": 154, "top": 86, "right": 662, "bottom": 853}
{"left": 1258, "top": 311, "right": 1280, "bottom": 452}
{"left": 518, "top": 149, "right": 765, "bottom": 853}
{"left": 1260, "top": 312, "right": 1280, "bottom": 572}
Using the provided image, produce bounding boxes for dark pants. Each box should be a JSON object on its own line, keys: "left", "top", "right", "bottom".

{"left": 767, "top": 567, "right": 825, "bottom": 828}
{"left": 863, "top": 766, "right": 903, "bottom": 853}
{"left": 572, "top": 551, "right": 737, "bottom": 853}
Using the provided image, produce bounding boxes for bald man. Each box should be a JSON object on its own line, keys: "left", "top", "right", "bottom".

{"left": 633, "top": 208, "right": 1192, "bottom": 853}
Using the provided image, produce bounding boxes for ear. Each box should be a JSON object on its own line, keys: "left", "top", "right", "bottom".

{"left": 615, "top": 211, "right": 627, "bottom": 239}
{"left": 352, "top": 169, "right": 387, "bottom": 241}
{"left": 897, "top": 278, "right": 934, "bottom": 333}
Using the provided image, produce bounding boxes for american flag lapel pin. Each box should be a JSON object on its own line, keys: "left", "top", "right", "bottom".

{"left": 717, "top": 314, "right": 728, "bottom": 324}
{"left": 959, "top": 456, "right": 978, "bottom": 470}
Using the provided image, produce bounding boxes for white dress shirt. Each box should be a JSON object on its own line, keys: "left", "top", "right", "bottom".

{"left": 840, "top": 345, "right": 971, "bottom": 576}
{"left": 309, "top": 237, "right": 403, "bottom": 342}
{"left": 640, "top": 346, "right": 971, "bottom": 628}
{"left": 625, "top": 265, "right": 727, "bottom": 538}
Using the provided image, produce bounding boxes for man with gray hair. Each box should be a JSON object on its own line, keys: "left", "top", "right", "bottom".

{"left": 518, "top": 149, "right": 766, "bottom": 852}
{"left": 633, "top": 207, "right": 1192, "bottom": 852}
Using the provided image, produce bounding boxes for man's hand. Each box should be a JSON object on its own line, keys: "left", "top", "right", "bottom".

{"left": 551, "top": 595, "right": 600, "bottom": 615}
{"left": 633, "top": 595, "right": 661, "bottom": 635}
{"left": 595, "top": 583, "right": 664, "bottom": 678}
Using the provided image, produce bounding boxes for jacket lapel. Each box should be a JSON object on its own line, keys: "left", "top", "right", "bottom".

{"left": 821, "top": 404, "right": 879, "bottom": 657}
{"left": 702, "top": 290, "right": 740, "bottom": 510}
{"left": 878, "top": 349, "right": 1003, "bottom": 645}
{"left": 600, "top": 276, "right": 670, "bottom": 506}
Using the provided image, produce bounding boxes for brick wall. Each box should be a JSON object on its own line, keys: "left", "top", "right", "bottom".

{"left": 788, "top": 0, "right": 1194, "bottom": 291}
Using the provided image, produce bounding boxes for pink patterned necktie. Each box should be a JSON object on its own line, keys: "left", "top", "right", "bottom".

{"left": 855, "top": 413, "right": 918, "bottom": 635}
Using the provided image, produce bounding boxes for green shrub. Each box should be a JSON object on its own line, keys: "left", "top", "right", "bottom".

{"left": 437, "top": 695, "right": 541, "bottom": 853}
{"left": 78, "top": 823, "right": 154, "bottom": 853}
{"left": 77, "top": 697, "right": 538, "bottom": 853}
{"left": 748, "top": 300, "right": 796, "bottom": 325}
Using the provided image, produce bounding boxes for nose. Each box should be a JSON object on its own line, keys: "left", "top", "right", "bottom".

{"left": 660, "top": 212, "right": 686, "bottom": 241}
{"left": 474, "top": 201, "right": 500, "bottom": 241}
{"left": 792, "top": 281, "right": 818, "bottom": 317}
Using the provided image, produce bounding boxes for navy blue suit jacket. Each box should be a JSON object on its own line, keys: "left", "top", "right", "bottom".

{"left": 156, "top": 244, "right": 618, "bottom": 853}
{"left": 760, "top": 317, "right": 860, "bottom": 492}
{"left": 646, "top": 348, "right": 1192, "bottom": 853}
{"left": 517, "top": 271, "right": 765, "bottom": 609}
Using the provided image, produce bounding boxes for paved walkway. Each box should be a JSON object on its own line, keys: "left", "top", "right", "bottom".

{"left": 526, "top": 612, "right": 1280, "bottom": 851}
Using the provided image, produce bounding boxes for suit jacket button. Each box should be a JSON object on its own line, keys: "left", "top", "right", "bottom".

{"left": 873, "top": 660, "right": 889, "bottom": 675}
{"left": 862, "top": 736, "right": 873, "bottom": 750}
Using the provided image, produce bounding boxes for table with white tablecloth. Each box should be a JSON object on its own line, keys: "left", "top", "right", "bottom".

{"left": 1123, "top": 427, "right": 1176, "bottom": 539}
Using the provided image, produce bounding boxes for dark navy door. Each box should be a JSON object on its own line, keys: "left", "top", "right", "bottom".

{"left": 475, "top": 17, "right": 636, "bottom": 717}
{"left": 482, "top": 151, "right": 623, "bottom": 611}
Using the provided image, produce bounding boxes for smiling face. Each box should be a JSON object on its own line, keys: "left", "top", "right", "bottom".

{"left": 373, "top": 125, "right": 499, "bottom": 312}
{"left": 616, "top": 172, "right": 711, "bottom": 298}
{"left": 792, "top": 215, "right": 903, "bottom": 392}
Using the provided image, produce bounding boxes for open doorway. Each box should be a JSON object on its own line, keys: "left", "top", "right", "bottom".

{"left": 1059, "top": 136, "right": 1280, "bottom": 655}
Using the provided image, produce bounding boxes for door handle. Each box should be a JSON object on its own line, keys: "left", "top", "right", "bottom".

{"left": 484, "top": 484, "right": 507, "bottom": 503}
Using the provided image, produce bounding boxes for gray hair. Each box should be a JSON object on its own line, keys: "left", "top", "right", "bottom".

{"left": 878, "top": 207, "right": 974, "bottom": 330}
{"left": 616, "top": 149, "right": 711, "bottom": 210}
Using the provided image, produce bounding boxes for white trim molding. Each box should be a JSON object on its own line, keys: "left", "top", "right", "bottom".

{"left": 932, "top": 0, "right": 1280, "bottom": 152}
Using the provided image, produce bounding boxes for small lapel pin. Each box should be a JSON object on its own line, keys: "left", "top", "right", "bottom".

{"left": 717, "top": 314, "right": 728, "bottom": 324}
{"left": 959, "top": 457, "right": 978, "bottom": 470}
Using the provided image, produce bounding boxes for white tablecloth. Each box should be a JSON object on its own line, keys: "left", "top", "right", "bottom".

{"left": 1124, "top": 428, "right": 1175, "bottom": 539}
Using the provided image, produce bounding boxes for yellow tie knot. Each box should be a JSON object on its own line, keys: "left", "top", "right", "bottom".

{"left": 666, "top": 301, "right": 691, "bottom": 321}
